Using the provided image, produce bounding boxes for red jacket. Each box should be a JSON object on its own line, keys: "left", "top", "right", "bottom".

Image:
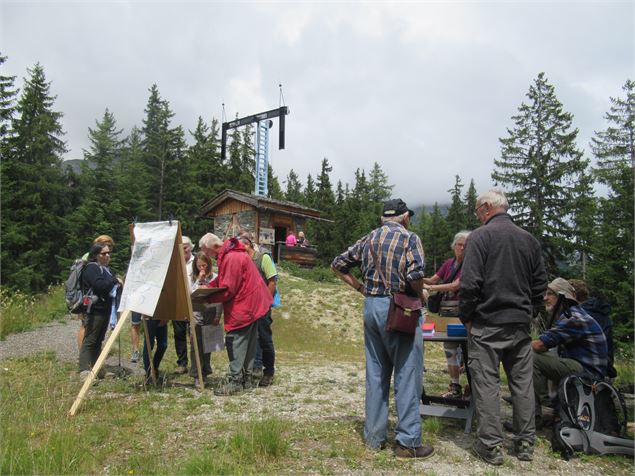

{"left": 207, "top": 238, "right": 273, "bottom": 332}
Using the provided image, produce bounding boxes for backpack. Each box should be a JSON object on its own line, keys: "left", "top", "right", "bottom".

{"left": 551, "top": 374, "right": 633, "bottom": 459}
{"left": 65, "top": 259, "right": 97, "bottom": 314}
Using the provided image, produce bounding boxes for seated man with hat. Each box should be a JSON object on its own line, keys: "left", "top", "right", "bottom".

{"left": 531, "top": 277, "right": 608, "bottom": 426}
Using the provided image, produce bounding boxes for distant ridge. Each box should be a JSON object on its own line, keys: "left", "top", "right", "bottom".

{"left": 410, "top": 203, "right": 450, "bottom": 224}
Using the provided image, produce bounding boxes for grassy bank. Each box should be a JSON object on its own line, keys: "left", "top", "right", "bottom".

{"left": 0, "top": 285, "right": 67, "bottom": 339}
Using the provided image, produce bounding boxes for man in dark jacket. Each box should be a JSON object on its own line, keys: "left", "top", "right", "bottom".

{"left": 459, "top": 189, "right": 547, "bottom": 465}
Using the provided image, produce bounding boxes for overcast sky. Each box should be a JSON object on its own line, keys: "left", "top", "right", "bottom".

{"left": 2, "top": 1, "right": 633, "bottom": 206}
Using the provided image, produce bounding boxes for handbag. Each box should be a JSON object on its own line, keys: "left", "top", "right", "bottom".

{"left": 427, "top": 292, "right": 443, "bottom": 314}
{"left": 369, "top": 233, "right": 422, "bottom": 335}
{"left": 426, "top": 260, "right": 462, "bottom": 314}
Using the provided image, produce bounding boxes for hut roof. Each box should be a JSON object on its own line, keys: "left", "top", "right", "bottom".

{"left": 199, "top": 189, "right": 324, "bottom": 220}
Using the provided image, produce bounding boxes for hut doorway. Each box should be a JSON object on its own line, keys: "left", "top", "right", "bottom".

{"left": 273, "top": 226, "right": 287, "bottom": 262}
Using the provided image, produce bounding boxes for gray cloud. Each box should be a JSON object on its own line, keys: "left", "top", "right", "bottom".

{"left": 2, "top": 1, "right": 632, "bottom": 206}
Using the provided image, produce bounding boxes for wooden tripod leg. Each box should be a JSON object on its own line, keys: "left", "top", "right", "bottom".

{"left": 69, "top": 310, "right": 131, "bottom": 416}
{"left": 190, "top": 317, "right": 204, "bottom": 390}
{"left": 142, "top": 317, "right": 157, "bottom": 385}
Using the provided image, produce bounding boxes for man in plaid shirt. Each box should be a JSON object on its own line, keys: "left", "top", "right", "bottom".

{"left": 532, "top": 277, "right": 608, "bottom": 425}
{"left": 332, "top": 198, "right": 432, "bottom": 459}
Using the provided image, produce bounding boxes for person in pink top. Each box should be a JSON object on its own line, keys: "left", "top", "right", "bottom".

{"left": 199, "top": 233, "right": 273, "bottom": 396}
{"left": 285, "top": 230, "right": 297, "bottom": 246}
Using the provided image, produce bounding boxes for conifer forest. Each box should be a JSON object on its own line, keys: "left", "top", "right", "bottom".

{"left": 1, "top": 55, "right": 633, "bottom": 344}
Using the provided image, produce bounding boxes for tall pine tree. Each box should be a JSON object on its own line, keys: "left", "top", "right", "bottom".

{"left": 492, "top": 72, "right": 589, "bottom": 271}
{"left": 284, "top": 169, "right": 303, "bottom": 203}
{"left": 141, "top": 85, "right": 186, "bottom": 220}
{"left": 0, "top": 53, "right": 18, "bottom": 141}
{"left": 463, "top": 179, "right": 480, "bottom": 230}
{"left": 446, "top": 175, "right": 465, "bottom": 234}
{"left": 588, "top": 79, "right": 634, "bottom": 342}
{"left": 1, "top": 64, "right": 68, "bottom": 290}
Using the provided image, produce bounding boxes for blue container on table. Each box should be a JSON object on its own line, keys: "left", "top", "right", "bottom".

{"left": 447, "top": 323, "right": 467, "bottom": 337}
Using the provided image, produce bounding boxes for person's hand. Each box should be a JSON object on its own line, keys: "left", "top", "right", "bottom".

{"left": 421, "top": 289, "right": 430, "bottom": 302}
{"left": 159, "top": 320, "right": 168, "bottom": 327}
{"left": 212, "top": 317, "right": 221, "bottom": 326}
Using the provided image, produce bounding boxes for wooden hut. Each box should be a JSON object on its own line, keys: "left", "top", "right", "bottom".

{"left": 199, "top": 189, "right": 326, "bottom": 267}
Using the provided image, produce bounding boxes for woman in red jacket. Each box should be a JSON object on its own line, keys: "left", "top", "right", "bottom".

{"left": 199, "top": 233, "right": 273, "bottom": 396}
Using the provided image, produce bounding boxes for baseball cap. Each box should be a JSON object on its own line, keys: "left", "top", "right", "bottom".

{"left": 383, "top": 198, "right": 414, "bottom": 217}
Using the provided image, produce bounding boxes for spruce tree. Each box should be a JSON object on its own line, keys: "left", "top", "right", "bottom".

{"left": 425, "top": 203, "right": 450, "bottom": 273}
{"left": 463, "top": 179, "right": 480, "bottom": 230}
{"left": 1, "top": 63, "right": 68, "bottom": 290}
{"left": 446, "top": 175, "right": 465, "bottom": 234}
{"left": 141, "top": 85, "right": 186, "bottom": 220}
{"left": 588, "top": 79, "right": 634, "bottom": 341}
{"left": 311, "top": 158, "right": 337, "bottom": 261}
{"left": 63, "top": 109, "right": 129, "bottom": 269}
{"left": 267, "top": 164, "right": 284, "bottom": 200}
{"left": 369, "top": 162, "right": 393, "bottom": 218}
{"left": 0, "top": 53, "right": 18, "bottom": 141}
{"left": 492, "top": 72, "right": 589, "bottom": 271}
{"left": 284, "top": 169, "right": 303, "bottom": 203}
{"left": 303, "top": 173, "right": 317, "bottom": 208}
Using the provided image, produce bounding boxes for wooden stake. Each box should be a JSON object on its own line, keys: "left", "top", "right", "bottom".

{"left": 142, "top": 317, "right": 157, "bottom": 386}
{"left": 174, "top": 226, "right": 204, "bottom": 390}
{"left": 69, "top": 310, "right": 131, "bottom": 416}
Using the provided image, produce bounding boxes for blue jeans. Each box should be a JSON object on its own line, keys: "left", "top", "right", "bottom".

{"left": 363, "top": 296, "right": 423, "bottom": 449}
{"left": 254, "top": 311, "right": 275, "bottom": 376}
{"left": 143, "top": 319, "right": 168, "bottom": 377}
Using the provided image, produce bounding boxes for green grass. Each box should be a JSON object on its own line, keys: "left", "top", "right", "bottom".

{"left": 0, "top": 285, "right": 68, "bottom": 339}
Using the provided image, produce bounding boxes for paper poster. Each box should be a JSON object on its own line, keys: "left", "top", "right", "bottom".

{"left": 202, "top": 324, "right": 225, "bottom": 353}
{"left": 259, "top": 227, "right": 275, "bottom": 245}
{"left": 118, "top": 221, "right": 178, "bottom": 316}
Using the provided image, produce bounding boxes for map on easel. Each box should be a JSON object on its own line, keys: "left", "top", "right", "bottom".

{"left": 118, "top": 221, "right": 191, "bottom": 321}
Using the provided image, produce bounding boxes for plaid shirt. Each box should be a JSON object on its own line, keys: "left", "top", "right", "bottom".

{"left": 331, "top": 221, "right": 425, "bottom": 296}
{"left": 539, "top": 305, "right": 608, "bottom": 378}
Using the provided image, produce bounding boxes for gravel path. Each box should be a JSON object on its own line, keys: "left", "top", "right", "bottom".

{"left": 0, "top": 317, "right": 141, "bottom": 374}
{"left": 0, "top": 317, "right": 81, "bottom": 362}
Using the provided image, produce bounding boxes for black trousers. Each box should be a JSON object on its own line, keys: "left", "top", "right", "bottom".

{"left": 172, "top": 320, "right": 188, "bottom": 367}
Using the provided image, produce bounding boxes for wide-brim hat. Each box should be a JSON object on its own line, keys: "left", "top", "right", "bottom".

{"left": 548, "top": 277, "right": 578, "bottom": 303}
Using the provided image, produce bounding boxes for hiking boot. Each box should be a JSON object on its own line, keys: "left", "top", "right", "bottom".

{"left": 243, "top": 376, "right": 255, "bottom": 392}
{"left": 394, "top": 443, "right": 434, "bottom": 459}
{"left": 259, "top": 374, "right": 274, "bottom": 387}
{"left": 174, "top": 365, "right": 188, "bottom": 375}
{"left": 471, "top": 441, "right": 503, "bottom": 466}
{"left": 131, "top": 350, "right": 140, "bottom": 363}
{"left": 441, "top": 383, "right": 462, "bottom": 399}
{"left": 252, "top": 367, "right": 264, "bottom": 380}
{"left": 512, "top": 440, "right": 534, "bottom": 461}
{"left": 214, "top": 380, "right": 244, "bottom": 396}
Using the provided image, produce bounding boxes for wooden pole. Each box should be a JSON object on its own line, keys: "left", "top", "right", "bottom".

{"left": 69, "top": 310, "right": 131, "bottom": 416}
{"left": 142, "top": 317, "right": 157, "bottom": 385}
{"left": 175, "top": 226, "right": 204, "bottom": 390}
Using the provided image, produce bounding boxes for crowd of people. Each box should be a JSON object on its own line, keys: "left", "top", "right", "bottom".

{"left": 332, "top": 189, "right": 614, "bottom": 463}
{"left": 75, "top": 228, "right": 280, "bottom": 395}
{"left": 75, "top": 187, "right": 615, "bottom": 464}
